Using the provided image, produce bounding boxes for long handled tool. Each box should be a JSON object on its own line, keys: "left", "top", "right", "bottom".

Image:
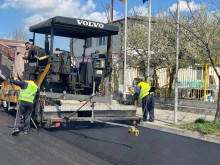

{"left": 31, "top": 117, "right": 39, "bottom": 134}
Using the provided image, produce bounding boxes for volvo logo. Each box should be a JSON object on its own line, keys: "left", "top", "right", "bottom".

{"left": 76, "top": 19, "right": 104, "bottom": 28}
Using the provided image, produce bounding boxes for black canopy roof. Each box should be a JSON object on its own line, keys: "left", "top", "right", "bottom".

{"left": 29, "top": 16, "right": 119, "bottom": 39}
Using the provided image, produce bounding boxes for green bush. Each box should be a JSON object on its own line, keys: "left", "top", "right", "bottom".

{"left": 194, "top": 118, "right": 212, "bottom": 124}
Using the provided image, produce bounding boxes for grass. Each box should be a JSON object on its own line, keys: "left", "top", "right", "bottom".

{"left": 170, "top": 118, "right": 220, "bottom": 136}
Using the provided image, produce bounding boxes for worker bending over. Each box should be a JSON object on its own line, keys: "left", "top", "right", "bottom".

{"left": 133, "top": 81, "right": 156, "bottom": 122}
{"left": 11, "top": 77, "right": 39, "bottom": 135}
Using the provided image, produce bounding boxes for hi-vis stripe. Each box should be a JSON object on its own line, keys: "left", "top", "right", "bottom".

{"left": 20, "top": 90, "right": 35, "bottom": 95}
{"left": 19, "top": 95, "right": 35, "bottom": 100}
{"left": 34, "top": 55, "right": 48, "bottom": 60}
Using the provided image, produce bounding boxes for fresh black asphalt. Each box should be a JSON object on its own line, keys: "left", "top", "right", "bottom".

{"left": 0, "top": 109, "right": 220, "bottom": 165}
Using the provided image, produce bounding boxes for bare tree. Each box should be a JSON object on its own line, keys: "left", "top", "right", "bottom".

{"left": 101, "top": 2, "right": 111, "bottom": 23}
{"left": 7, "top": 28, "right": 27, "bottom": 41}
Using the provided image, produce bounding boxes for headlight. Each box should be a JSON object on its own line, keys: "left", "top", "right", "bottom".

{"left": 100, "top": 60, "right": 105, "bottom": 68}
{"left": 96, "top": 70, "right": 103, "bottom": 74}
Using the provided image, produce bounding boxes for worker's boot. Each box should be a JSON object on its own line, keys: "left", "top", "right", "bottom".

{"left": 11, "top": 128, "right": 20, "bottom": 136}
{"left": 148, "top": 119, "right": 154, "bottom": 122}
{"left": 142, "top": 118, "right": 147, "bottom": 122}
{"left": 23, "top": 131, "right": 29, "bottom": 135}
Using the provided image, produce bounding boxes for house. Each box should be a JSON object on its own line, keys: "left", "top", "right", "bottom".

{"left": 0, "top": 39, "right": 26, "bottom": 82}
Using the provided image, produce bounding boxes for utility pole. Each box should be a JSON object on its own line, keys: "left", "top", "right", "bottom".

{"left": 123, "top": 0, "right": 128, "bottom": 100}
{"left": 147, "top": 0, "right": 152, "bottom": 83}
{"left": 108, "top": 0, "right": 114, "bottom": 97}
{"left": 174, "top": 0, "right": 180, "bottom": 123}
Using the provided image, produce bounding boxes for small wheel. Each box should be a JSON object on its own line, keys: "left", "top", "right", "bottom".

{"left": 132, "top": 120, "right": 137, "bottom": 125}
{"left": 2, "top": 101, "right": 8, "bottom": 111}
{"left": 128, "top": 128, "right": 132, "bottom": 133}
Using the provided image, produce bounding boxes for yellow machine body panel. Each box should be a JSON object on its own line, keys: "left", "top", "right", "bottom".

{"left": 0, "top": 80, "right": 20, "bottom": 103}
{"left": 37, "top": 64, "right": 50, "bottom": 87}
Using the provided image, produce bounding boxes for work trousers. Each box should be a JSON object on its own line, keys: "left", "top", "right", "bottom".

{"left": 142, "top": 94, "right": 154, "bottom": 121}
{"left": 14, "top": 101, "right": 33, "bottom": 131}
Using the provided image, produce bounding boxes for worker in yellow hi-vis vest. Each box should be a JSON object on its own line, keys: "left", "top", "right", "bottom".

{"left": 133, "top": 81, "right": 156, "bottom": 122}
{"left": 10, "top": 77, "right": 39, "bottom": 136}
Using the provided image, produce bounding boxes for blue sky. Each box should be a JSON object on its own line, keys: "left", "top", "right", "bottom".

{"left": 0, "top": 0, "right": 211, "bottom": 47}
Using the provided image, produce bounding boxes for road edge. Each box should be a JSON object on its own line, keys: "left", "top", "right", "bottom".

{"left": 140, "top": 122, "right": 220, "bottom": 144}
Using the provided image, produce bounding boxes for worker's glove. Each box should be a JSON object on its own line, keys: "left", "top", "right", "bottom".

{"left": 7, "top": 76, "right": 15, "bottom": 82}
{"left": 149, "top": 87, "right": 156, "bottom": 93}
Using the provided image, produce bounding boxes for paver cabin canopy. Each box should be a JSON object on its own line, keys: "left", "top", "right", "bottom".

{"left": 29, "top": 16, "right": 119, "bottom": 39}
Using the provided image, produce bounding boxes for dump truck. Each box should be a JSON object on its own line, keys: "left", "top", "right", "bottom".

{"left": 0, "top": 16, "right": 140, "bottom": 130}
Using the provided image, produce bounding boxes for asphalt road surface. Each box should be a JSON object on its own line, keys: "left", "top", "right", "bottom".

{"left": 1, "top": 109, "right": 220, "bottom": 165}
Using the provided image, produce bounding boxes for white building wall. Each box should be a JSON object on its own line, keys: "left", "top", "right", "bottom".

{"left": 157, "top": 68, "right": 166, "bottom": 88}
{"left": 208, "top": 67, "right": 219, "bottom": 89}
{"left": 156, "top": 66, "right": 219, "bottom": 90}
{"left": 118, "top": 68, "right": 138, "bottom": 94}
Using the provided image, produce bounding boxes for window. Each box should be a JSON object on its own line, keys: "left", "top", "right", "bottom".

{"left": 86, "top": 38, "right": 92, "bottom": 48}
{"left": 196, "top": 67, "right": 203, "bottom": 80}
{"left": 97, "top": 37, "right": 107, "bottom": 46}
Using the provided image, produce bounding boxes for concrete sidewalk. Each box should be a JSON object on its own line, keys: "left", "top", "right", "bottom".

{"left": 136, "top": 108, "right": 220, "bottom": 144}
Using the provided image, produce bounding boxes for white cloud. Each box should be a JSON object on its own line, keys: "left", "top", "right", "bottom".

{"left": 169, "top": 0, "right": 201, "bottom": 12}
{"left": 23, "top": 15, "right": 45, "bottom": 28}
{"left": 155, "top": 0, "right": 205, "bottom": 18}
{"left": 0, "top": 0, "right": 107, "bottom": 26}
{"left": 87, "top": 12, "right": 108, "bottom": 23}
